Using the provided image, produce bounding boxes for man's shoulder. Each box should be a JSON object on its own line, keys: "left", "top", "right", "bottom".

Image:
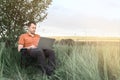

{"left": 19, "top": 33, "right": 40, "bottom": 38}
{"left": 19, "top": 33, "right": 28, "bottom": 37}
{"left": 35, "top": 34, "right": 40, "bottom": 38}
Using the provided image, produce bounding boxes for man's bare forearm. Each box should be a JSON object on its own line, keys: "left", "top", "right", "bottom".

{"left": 18, "top": 45, "right": 37, "bottom": 52}
{"left": 18, "top": 45, "right": 23, "bottom": 52}
{"left": 25, "top": 45, "right": 37, "bottom": 49}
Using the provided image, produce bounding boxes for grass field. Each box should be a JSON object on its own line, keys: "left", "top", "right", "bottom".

{"left": 50, "top": 36, "right": 120, "bottom": 41}
{"left": 0, "top": 38, "right": 120, "bottom": 80}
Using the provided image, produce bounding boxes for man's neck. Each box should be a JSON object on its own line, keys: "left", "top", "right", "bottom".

{"left": 28, "top": 32, "right": 35, "bottom": 37}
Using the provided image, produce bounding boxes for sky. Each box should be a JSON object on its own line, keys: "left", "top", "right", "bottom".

{"left": 36, "top": 0, "right": 120, "bottom": 37}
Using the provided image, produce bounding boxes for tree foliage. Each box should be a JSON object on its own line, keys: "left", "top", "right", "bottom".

{"left": 0, "top": 0, "right": 52, "bottom": 47}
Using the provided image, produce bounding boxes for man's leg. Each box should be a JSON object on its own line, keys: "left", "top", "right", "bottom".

{"left": 43, "top": 49, "right": 56, "bottom": 75}
{"left": 29, "top": 48, "right": 46, "bottom": 74}
{"left": 20, "top": 48, "right": 32, "bottom": 68}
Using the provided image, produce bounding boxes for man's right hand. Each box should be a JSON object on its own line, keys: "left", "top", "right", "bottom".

{"left": 18, "top": 45, "right": 24, "bottom": 52}
{"left": 26, "top": 45, "right": 37, "bottom": 49}
{"left": 18, "top": 45, "right": 37, "bottom": 52}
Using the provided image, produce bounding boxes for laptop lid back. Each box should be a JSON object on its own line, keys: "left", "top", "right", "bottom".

{"left": 38, "top": 37, "right": 55, "bottom": 49}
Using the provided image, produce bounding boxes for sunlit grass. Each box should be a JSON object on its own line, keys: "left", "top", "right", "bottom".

{"left": 0, "top": 41, "right": 120, "bottom": 80}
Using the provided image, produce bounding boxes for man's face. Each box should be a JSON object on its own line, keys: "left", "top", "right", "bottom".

{"left": 28, "top": 23, "right": 36, "bottom": 34}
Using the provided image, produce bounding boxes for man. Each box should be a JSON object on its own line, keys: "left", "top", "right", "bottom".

{"left": 18, "top": 21, "right": 55, "bottom": 76}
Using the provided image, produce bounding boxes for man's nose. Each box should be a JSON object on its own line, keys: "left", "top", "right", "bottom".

{"left": 33, "top": 30, "right": 35, "bottom": 32}
{"left": 33, "top": 29, "right": 35, "bottom": 30}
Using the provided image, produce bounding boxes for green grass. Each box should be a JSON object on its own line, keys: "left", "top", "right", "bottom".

{"left": 0, "top": 41, "right": 120, "bottom": 80}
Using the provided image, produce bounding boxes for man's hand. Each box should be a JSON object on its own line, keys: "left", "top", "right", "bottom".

{"left": 18, "top": 45, "right": 24, "bottom": 52}
{"left": 26, "top": 45, "right": 37, "bottom": 49}
{"left": 18, "top": 45, "right": 37, "bottom": 52}
{"left": 30, "top": 45, "right": 37, "bottom": 48}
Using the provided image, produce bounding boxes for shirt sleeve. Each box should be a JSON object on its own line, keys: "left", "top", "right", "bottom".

{"left": 18, "top": 35, "right": 24, "bottom": 45}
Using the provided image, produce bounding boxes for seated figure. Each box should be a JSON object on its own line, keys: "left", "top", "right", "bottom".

{"left": 18, "top": 21, "right": 56, "bottom": 76}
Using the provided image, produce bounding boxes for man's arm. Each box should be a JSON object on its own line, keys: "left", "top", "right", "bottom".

{"left": 18, "top": 45, "right": 23, "bottom": 52}
{"left": 18, "top": 34, "right": 38, "bottom": 52}
{"left": 18, "top": 44, "right": 37, "bottom": 52}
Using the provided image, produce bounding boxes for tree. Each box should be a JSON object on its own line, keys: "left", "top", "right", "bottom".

{"left": 0, "top": 0, "right": 52, "bottom": 47}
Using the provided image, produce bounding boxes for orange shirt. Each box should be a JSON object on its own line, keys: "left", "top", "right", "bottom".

{"left": 18, "top": 33, "right": 40, "bottom": 47}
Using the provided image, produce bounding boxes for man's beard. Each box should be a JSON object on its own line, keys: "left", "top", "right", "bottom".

{"left": 31, "top": 31, "right": 35, "bottom": 35}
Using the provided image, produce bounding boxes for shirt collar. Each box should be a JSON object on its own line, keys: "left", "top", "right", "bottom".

{"left": 27, "top": 32, "right": 36, "bottom": 37}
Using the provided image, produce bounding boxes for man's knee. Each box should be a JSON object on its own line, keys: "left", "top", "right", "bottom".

{"left": 20, "top": 48, "right": 28, "bottom": 53}
{"left": 44, "top": 49, "right": 55, "bottom": 56}
{"left": 29, "top": 48, "right": 44, "bottom": 56}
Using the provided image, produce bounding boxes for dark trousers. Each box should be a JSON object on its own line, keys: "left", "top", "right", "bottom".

{"left": 20, "top": 48, "right": 56, "bottom": 76}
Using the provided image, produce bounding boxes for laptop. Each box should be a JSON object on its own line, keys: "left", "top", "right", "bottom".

{"left": 38, "top": 37, "right": 55, "bottom": 49}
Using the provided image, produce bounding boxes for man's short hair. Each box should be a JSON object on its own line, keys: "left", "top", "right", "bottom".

{"left": 27, "top": 21, "right": 36, "bottom": 27}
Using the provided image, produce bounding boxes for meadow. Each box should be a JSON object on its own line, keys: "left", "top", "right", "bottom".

{"left": 0, "top": 37, "right": 120, "bottom": 80}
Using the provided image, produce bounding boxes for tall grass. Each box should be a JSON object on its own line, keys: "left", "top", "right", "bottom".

{"left": 0, "top": 41, "right": 120, "bottom": 80}
{"left": 53, "top": 41, "right": 120, "bottom": 80}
